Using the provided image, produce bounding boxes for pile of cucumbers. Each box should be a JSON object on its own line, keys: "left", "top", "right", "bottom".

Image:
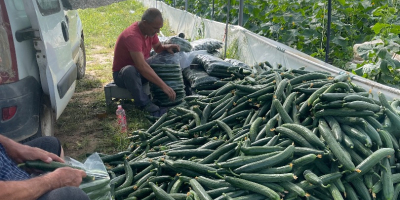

{"left": 101, "top": 65, "right": 400, "bottom": 200}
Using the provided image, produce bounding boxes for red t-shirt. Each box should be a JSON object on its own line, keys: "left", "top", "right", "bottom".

{"left": 112, "top": 22, "right": 160, "bottom": 72}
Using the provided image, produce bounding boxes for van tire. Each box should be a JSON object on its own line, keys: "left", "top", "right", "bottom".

{"left": 38, "top": 95, "right": 55, "bottom": 137}
{"left": 76, "top": 37, "right": 86, "bottom": 80}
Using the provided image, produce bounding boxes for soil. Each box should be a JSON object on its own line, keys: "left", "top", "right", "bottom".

{"left": 54, "top": 46, "right": 116, "bottom": 161}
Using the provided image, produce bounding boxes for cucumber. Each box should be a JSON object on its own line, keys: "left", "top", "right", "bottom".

{"left": 233, "top": 145, "right": 295, "bottom": 173}
{"left": 117, "top": 160, "right": 134, "bottom": 189}
{"left": 167, "top": 149, "right": 214, "bottom": 157}
{"left": 341, "top": 124, "right": 372, "bottom": 148}
{"left": 249, "top": 117, "right": 264, "bottom": 142}
{"left": 318, "top": 118, "right": 356, "bottom": 171}
{"left": 281, "top": 123, "right": 325, "bottom": 149}
{"left": 303, "top": 170, "right": 329, "bottom": 188}
{"left": 195, "top": 176, "right": 231, "bottom": 189}
{"left": 314, "top": 108, "right": 375, "bottom": 118}
{"left": 189, "top": 179, "right": 213, "bottom": 200}
{"left": 274, "top": 126, "right": 313, "bottom": 148}
{"left": 216, "top": 120, "right": 234, "bottom": 139}
{"left": 345, "top": 148, "right": 394, "bottom": 182}
{"left": 240, "top": 146, "right": 284, "bottom": 155}
{"left": 292, "top": 154, "right": 319, "bottom": 167}
{"left": 239, "top": 173, "right": 297, "bottom": 183}
{"left": 224, "top": 176, "right": 280, "bottom": 200}
{"left": 327, "top": 183, "right": 344, "bottom": 200}
{"left": 342, "top": 101, "right": 381, "bottom": 112}
{"left": 199, "top": 142, "right": 237, "bottom": 164}
{"left": 289, "top": 72, "right": 328, "bottom": 85}
{"left": 216, "top": 151, "right": 280, "bottom": 168}
{"left": 324, "top": 116, "right": 342, "bottom": 142}
{"left": 381, "top": 157, "right": 394, "bottom": 200}
{"left": 79, "top": 178, "right": 110, "bottom": 193}
{"left": 171, "top": 160, "right": 218, "bottom": 177}
{"left": 350, "top": 177, "right": 372, "bottom": 200}
{"left": 279, "top": 181, "right": 307, "bottom": 197}
{"left": 149, "top": 182, "right": 175, "bottom": 200}
{"left": 273, "top": 99, "right": 294, "bottom": 124}
{"left": 206, "top": 187, "right": 236, "bottom": 198}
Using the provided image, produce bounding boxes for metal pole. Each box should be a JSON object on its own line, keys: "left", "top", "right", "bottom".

{"left": 238, "top": 0, "right": 244, "bottom": 26}
{"left": 325, "top": 0, "right": 332, "bottom": 63}
{"left": 224, "top": 0, "right": 230, "bottom": 59}
{"left": 185, "top": 0, "right": 188, "bottom": 11}
{"left": 212, "top": 0, "right": 215, "bottom": 20}
{"left": 173, "top": 0, "right": 175, "bottom": 7}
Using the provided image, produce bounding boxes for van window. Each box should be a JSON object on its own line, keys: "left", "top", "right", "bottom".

{"left": 12, "top": 0, "right": 25, "bottom": 11}
{"left": 36, "top": 0, "right": 60, "bottom": 16}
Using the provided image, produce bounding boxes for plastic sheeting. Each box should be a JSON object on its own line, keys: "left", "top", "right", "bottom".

{"left": 138, "top": 0, "right": 400, "bottom": 101}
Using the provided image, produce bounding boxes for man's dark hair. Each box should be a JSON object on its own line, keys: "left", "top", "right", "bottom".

{"left": 141, "top": 8, "right": 163, "bottom": 23}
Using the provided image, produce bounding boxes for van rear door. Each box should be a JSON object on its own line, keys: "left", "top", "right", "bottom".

{"left": 23, "top": 0, "right": 76, "bottom": 118}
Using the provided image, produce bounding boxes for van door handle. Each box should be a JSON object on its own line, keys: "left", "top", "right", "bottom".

{"left": 61, "top": 21, "right": 69, "bottom": 42}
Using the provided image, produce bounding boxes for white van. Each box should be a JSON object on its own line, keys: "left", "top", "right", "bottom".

{"left": 0, "top": 0, "right": 86, "bottom": 141}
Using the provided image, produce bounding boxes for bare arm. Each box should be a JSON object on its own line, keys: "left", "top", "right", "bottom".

{"left": 0, "top": 167, "right": 86, "bottom": 200}
{"left": 130, "top": 51, "right": 176, "bottom": 101}
{"left": 153, "top": 42, "right": 180, "bottom": 54}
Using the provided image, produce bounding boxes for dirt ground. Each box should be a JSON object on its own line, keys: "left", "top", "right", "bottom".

{"left": 54, "top": 46, "right": 119, "bottom": 161}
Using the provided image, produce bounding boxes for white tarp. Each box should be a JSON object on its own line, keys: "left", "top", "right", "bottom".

{"left": 138, "top": 0, "right": 400, "bottom": 101}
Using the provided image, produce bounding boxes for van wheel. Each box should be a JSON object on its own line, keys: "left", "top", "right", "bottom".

{"left": 76, "top": 37, "right": 86, "bottom": 80}
{"left": 39, "top": 95, "right": 55, "bottom": 137}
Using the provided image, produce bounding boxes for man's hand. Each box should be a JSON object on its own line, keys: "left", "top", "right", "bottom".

{"left": 163, "top": 44, "right": 180, "bottom": 54}
{"left": 48, "top": 167, "right": 87, "bottom": 188}
{"left": 161, "top": 85, "right": 176, "bottom": 101}
{"left": 1, "top": 135, "right": 64, "bottom": 164}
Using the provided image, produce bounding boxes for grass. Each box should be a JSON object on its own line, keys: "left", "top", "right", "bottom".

{"left": 55, "top": 0, "right": 175, "bottom": 161}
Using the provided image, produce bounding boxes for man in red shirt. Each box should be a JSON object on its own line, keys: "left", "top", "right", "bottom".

{"left": 112, "top": 8, "right": 180, "bottom": 117}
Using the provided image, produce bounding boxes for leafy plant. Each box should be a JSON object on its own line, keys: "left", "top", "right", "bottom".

{"left": 161, "top": 0, "right": 400, "bottom": 88}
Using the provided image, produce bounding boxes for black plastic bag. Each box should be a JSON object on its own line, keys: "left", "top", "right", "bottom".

{"left": 182, "top": 67, "right": 220, "bottom": 90}
{"left": 147, "top": 52, "right": 186, "bottom": 107}
{"left": 191, "top": 38, "right": 223, "bottom": 53}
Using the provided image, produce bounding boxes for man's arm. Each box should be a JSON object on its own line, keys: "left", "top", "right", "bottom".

{"left": 0, "top": 167, "right": 86, "bottom": 200}
{"left": 153, "top": 42, "right": 180, "bottom": 54}
{"left": 0, "top": 135, "right": 63, "bottom": 164}
{"left": 130, "top": 51, "right": 176, "bottom": 101}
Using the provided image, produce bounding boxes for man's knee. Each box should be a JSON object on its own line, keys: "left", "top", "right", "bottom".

{"left": 23, "top": 136, "right": 61, "bottom": 156}
{"left": 38, "top": 186, "right": 89, "bottom": 200}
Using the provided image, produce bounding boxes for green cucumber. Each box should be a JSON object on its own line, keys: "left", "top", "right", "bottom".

{"left": 116, "top": 160, "right": 134, "bottom": 190}
{"left": 199, "top": 143, "right": 237, "bottom": 164}
{"left": 189, "top": 179, "right": 213, "bottom": 200}
{"left": 216, "top": 151, "right": 280, "bottom": 168}
{"left": 280, "top": 181, "right": 307, "bottom": 197}
{"left": 345, "top": 148, "right": 394, "bottom": 182}
{"left": 239, "top": 173, "right": 297, "bottom": 183}
{"left": 281, "top": 123, "right": 325, "bottom": 149}
{"left": 343, "top": 101, "right": 381, "bottom": 112}
{"left": 318, "top": 118, "right": 356, "bottom": 171}
{"left": 314, "top": 108, "right": 375, "bottom": 118}
{"left": 149, "top": 182, "right": 175, "bottom": 200}
{"left": 381, "top": 157, "right": 394, "bottom": 200}
{"left": 233, "top": 145, "right": 295, "bottom": 173}
{"left": 274, "top": 126, "right": 313, "bottom": 148}
{"left": 273, "top": 99, "right": 294, "bottom": 124}
{"left": 224, "top": 176, "right": 280, "bottom": 200}
{"left": 324, "top": 116, "right": 343, "bottom": 142}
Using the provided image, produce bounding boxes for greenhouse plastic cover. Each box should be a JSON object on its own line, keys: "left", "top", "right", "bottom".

{"left": 138, "top": 0, "right": 400, "bottom": 101}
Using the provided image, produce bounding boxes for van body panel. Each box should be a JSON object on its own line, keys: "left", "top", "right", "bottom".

{"left": 23, "top": 0, "right": 76, "bottom": 119}
{"left": 0, "top": 76, "right": 40, "bottom": 141}
{"left": 0, "top": 0, "right": 85, "bottom": 141}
